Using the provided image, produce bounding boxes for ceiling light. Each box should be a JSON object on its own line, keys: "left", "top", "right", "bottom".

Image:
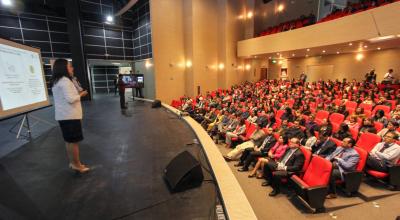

{"left": 1, "top": 0, "right": 12, "bottom": 6}
{"left": 186, "top": 60, "right": 192, "bottom": 68}
{"left": 277, "top": 4, "right": 285, "bottom": 12}
{"left": 218, "top": 63, "right": 225, "bottom": 70}
{"left": 278, "top": 60, "right": 283, "bottom": 65}
{"left": 276, "top": 52, "right": 280, "bottom": 55}
{"left": 247, "top": 11, "right": 253, "bottom": 18}
{"left": 305, "top": 54, "right": 309, "bottom": 57}
{"left": 336, "top": 51, "right": 340, "bottom": 54}
{"left": 238, "top": 15, "right": 244, "bottom": 19}
{"left": 268, "top": 57, "right": 272, "bottom": 59}
{"left": 106, "top": 15, "right": 114, "bottom": 23}
{"left": 254, "top": 56, "right": 258, "bottom": 58}
{"left": 348, "top": 43, "right": 353, "bottom": 46}
{"left": 322, "top": 50, "right": 326, "bottom": 53}
{"left": 245, "top": 64, "right": 251, "bottom": 70}
{"left": 364, "top": 45, "right": 368, "bottom": 48}
{"left": 292, "top": 54, "right": 295, "bottom": 57}
{"left": 356, "top": 53, "right": 364, "bottom": 61}
{"left": 306, "top": 48, "right": 310, "bottom": 51}
{"left": 377, "top": 47, "right": 381, "bottom": 50}
{"left": 145, "top": 60, "right": 153, "bottom": 68}
{"left": 112, "top": 62, "right": 121, "bottom": 65}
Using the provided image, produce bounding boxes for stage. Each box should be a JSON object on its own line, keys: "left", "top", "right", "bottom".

{"left": 0, "top": 96, "right": 219, "bottom": 220}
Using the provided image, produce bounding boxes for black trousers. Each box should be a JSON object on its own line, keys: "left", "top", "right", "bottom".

{"left": 366, "top": 155, "right": 388, "bottom": 172}
{"left": 119, "top": 91, "right": 126, "bottom": 108}
{"left": 263, "top": 160, "right": 289, "bottom": 191}
{"left": 239, "top": 149, "right": 264, "bottom": 169}
{"left": 329, "top": 168, "right": 342, "bottom": 194}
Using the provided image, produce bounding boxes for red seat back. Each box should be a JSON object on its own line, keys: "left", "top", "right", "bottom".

{"left": 354, "top": 147, "right": 368, "bottom": 172}
{"left": 245, "top": 123, "right": 257, "bottom": 139}
{"left": 302, "top": 156, "right": 332, "bottom": 187}
{"left": 372, "top": 105, "right": 391, "bottom": 117}
{"left": 345, "top": 101, "right": 358, "bottom": 110}
{"left": 299, "top": 146, "right": 312, "bottom": 174}
{"left": 349, "top": 127, "right": 359, "bottom": 141}
{"left": 329, "top": 113, "right": 345, "bottom": 132}
{"left": 374, "top": 122, "right": 384, "bottom": 132}
{"left": 356, "top": 133, "right": 381, "bottom": 152}
{"left": 359, "top": 103, "right": 373, "bottom": 111}
{"left": 330, "top": 137, "right": 343, "bottom": 147}
{"left": 315, "top": 110, "right": 330, "bottom": 125}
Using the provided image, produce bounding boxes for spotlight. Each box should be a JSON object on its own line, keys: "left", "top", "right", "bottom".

{"left": 306, "top": 48, "right": 310, "bottom": 52}
{"left": 218, "top": 63, "right": 225, "bottom": 70}
{"left": 336, "top": 51, "right": 340, "bottom": 54}
{"left": 1, "top": 0, "right": 12, "bottom": 6}
{"left": 322, "top": 50, "right": 326, "bottom": 53}
{"left": 356, "top": 53, "right": 364, "bottom": 61}
{"left": 247, "top": 11, "right": 253, "bottom": 19}
{"left": 377, "top": 47, "right": 381, "bottom": 50}
{"left": 348, "top": 43, "right": 353, "bottom": 46}
{"left": 245, "top": 64, "right": 251, "bottom": 70}
{"left": 106, "top": 15, "right": 114, "bottom": 23}
{"left": 277, "top": 4, "right": 284, "bottom": 12}
{"left": 186, "top": 60, "right": 192, "bottom": 68}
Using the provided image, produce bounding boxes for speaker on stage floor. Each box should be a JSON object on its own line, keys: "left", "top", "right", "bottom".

{"left": 164, "top": 150, "right": 204, "bottom": 192}
{"left": 152, "top": 100, "right": 162, "bottom": 108}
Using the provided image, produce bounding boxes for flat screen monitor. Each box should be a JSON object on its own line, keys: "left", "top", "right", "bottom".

{"left": 0, "top": 38, "right": 50, "bottom": 120}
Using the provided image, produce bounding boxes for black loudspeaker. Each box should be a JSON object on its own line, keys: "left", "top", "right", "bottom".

{"left": 164, "top": 151, "right": 204, "bottom": 192}
{"left": 152, "top": 99, "right": 162, "bottom": 108}
{"left": 262, "top": 0, "right": 272, "bottom": 3}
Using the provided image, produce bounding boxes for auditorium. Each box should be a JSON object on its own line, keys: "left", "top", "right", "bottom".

{"left": 0, "top": 0, "right": 399, "bottom": 219}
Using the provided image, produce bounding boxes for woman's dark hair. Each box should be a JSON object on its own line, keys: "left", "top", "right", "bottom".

{"left": 52, "top": 59, "right": 70, "bottom": 86}
{"left": 307, "top": 128, "right": 315, "bottom": 137}
{"left": 339, "top": 123, "right": 349, "bottom": 132}
{"left": 282, "top": 135, "right": 289, "bottom": 145}
{"left": 375, "top": 109, "right": 384, "bottom": 118}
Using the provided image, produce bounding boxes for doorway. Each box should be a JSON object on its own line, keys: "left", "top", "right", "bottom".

{"left": 260, "top": 68, "right": 268, "bottom": 80}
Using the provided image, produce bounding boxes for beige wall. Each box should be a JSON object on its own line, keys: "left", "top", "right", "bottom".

{"left": 151, "top": 0, "right": 252, "bottom": 103}
{"left": 150, "top": 0, "right": 186, "bottom": 103}
{"left": 266, "top": 48, "right": 400, "bottom": 81}
{"left": 134, "top": 59, "right": 155, "bottom": 99}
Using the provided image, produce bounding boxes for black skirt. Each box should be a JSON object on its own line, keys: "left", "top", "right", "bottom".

{"left": 58, "top": 120, "right": 84, "bottom": 143}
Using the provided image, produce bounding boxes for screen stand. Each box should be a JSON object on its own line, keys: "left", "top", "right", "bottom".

{"left": 8, "top": 113, "right": 56, "bottom": 140}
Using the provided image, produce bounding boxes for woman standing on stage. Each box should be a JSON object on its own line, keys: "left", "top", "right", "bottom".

{"left": 52, "top": 59, "right": 89, "bottom": 173}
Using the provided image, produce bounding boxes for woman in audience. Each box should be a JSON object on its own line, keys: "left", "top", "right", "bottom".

{"left": 332, "top": 123, "right": 352, "bottom": 140}
{"left": 359, "top": 118, "right": 377, "bottom": 135}
{"left": 345, "top": 115, "right": 360, "bottom": 130}
{"left": 247, "top": 135, "right": 289, "bottom": 178}
{"left": 352, "top": 107, "right": 366, "bottom": 120}
{"left": 281, "top": 107, "right": 295, "bottom": 122}
{"left": 377, "top": 120, "right": 400, "bottom": 140}
{"left": 336, "top": 104, "right": 349, "bottom": 118}
{"left": 302, "top": 128, "right": 317, "bottom": 150}
{"left": 373, "top": 109, "right": 388, "bottom": 126}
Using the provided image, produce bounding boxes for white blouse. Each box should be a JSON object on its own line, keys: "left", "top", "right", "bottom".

{"left": 52, "top": 77, "right": 82, "bottom": 121}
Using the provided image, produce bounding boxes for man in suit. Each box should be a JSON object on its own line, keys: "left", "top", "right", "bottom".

{"left": 311, "top": 133, "right": 337, "bottom": 158}
{"left": 262, "top": 137, "right": 305, "bottom": 196}
{"left": 285, "top": 120, "right": 305, "bottom": 139}
{"left": 236, "top": 127, "right": 277, "bottom": 171}
{"left": 325, "top": 137, "right": 360, "bottom": 198}
{"left": 366, "top": 131, "right": 400, "bottom": 172}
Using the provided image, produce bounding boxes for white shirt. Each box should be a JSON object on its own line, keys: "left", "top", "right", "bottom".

{"left": 52, "top": 77, "right": 83, "bottom": 120}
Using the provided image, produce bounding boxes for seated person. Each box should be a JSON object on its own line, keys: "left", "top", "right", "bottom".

{"left": 305, "top": 114, "right": 317, "bottom": 131}
{"left": 284, "top": 120, "right": 305, "bottom": 139}
{"left": 359, "top": 118, "right": 377, "bottom": 135}
{"left": 302, "top": 128, "right": 317, "bottom": 150}
{"left": 336, "top": 104, "right": 349, "bottom": 118}
{"left": 377, "top": 120, "right": 400, "bottom": 140}
{"left": 332, "top": 123, "right": 352, "bottom": 140}
{"left": 316, "top": 118, "right": 333, "bottom": 136}
{"left": 325, "top": 137, "right": 359, "bottom": 199}
{"left": 262, "top": 137, "right": 305, "bottom": 196}
{"left": 345, "top": 115, "right": 360, "bottom": 130}
{"left": 235, "top": 127, "right": 277, "bottom": 171}
{"left": 372, "top": 109, "right": 388, "bottom": 127}
{"left": 351, "top": 107, "right": 366, "bottom": 120}
{"left": 207, "top": 110, "right": 225, "bottom": 132}
{"left": 277, "top": 119, "right": 289, "bottom": 135}
{"left": 366, "top": 132, "right": 400, "bottom": 172}
{"left": 311, "top": 132, "right": 337, "bottom": 158}
{"left": 247, "top": 135, "right": 288, "bottom": 178}
{"left": 224, "top": 118, "right": 246, "bottom": 148}
{"left": 223, "top": 121, "right": 266, "bottom": 160}
{"left": 200, "top": 109, "right": 217, "bottom": 128}
{"left": 216, "top": 114, "right": 238, "bottom": 141}
{"left": 281, "top": 107, "right": 295, "bottom": 122}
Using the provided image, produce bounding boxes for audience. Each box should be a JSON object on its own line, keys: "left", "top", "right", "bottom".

{"left": 366, "top": 131, "right": 400, "bottom": 172}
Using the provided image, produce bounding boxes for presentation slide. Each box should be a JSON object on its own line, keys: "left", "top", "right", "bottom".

{"left": 0, "top": 38, "right": 49, "bottom": 120}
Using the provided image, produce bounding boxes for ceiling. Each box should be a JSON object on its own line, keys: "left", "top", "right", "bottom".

{"left": 252, "top": 36, "right": 400, "bottom": 60}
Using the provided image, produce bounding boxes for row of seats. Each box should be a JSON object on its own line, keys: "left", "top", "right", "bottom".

{"left": 258, "top": 14, "right": 315, "bottom": 37}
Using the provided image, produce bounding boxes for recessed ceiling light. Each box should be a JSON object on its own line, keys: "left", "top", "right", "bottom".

{"left": 276, "top": 52, "right": 280, "bottom": 55}
{"left": 305, "top": 54, "right": 309, "bottom": 57}
{"left": 306, "top": 48, "right": 310, "bottom": 51}
{"left": 364, "top": 45, "right": 368, "bottom": 48}
{"left": 348, "top": 43, "right": 353, "bottom": 46}
{"left": 277, "top": 4, "right": 285, "bottom": 12}
{"left": 268, "top": 57, "right": 272, "bottom": 59}
{"left": 1, "top": 0, "right": 12, "bottom": 6}
{"left": 356, "top": 53, "right": 364, "bottom": 61}
{"left": 292, "top": 54, "right": 295, "bottom": 57}
{"left": 254, "top": 56, "right": 258, "bottom": 58}
{"left": 377, "top": 47, "right": 381, "bottom": 50}
{"left": 247, "top": 11, "right": 253, "bottom": 18}
{"left": 336, "top": 51, "right": 340, "bottom": 54}
{"left": 322, "top": 50, "right": 326, "bottom": 53}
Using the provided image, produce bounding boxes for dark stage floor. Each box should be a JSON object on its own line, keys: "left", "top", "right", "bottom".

{"left": 0, "top": 96, "right": 218, "bottom": 220}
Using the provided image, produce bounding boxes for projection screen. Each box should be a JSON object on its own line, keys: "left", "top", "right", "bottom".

{"left": 0, "top": 38, "right": 50, "bottom": 120}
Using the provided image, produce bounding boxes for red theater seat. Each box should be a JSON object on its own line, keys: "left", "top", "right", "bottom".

{"left": 291, "top": 156, "right": 332, "bottom": 212}
{"left": 366, "top": 160, "right": 400, "bottom": 190}
{"left": 329, "top": 113, "right": 345, "bottom": 132}
{"left": 356, "top": 133, "right": 381, "bottom": 152}
{"left": 336, "top": 147, "right": 368, "bottom": 195}
{"left": 372, "top": 105, "right": 391, "bottom": 117}
{"left": 315, "top": 110, "right": 330, "bottom": 125}
{"left": 359, "top": 103, "right": 373, "bottom": 112}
